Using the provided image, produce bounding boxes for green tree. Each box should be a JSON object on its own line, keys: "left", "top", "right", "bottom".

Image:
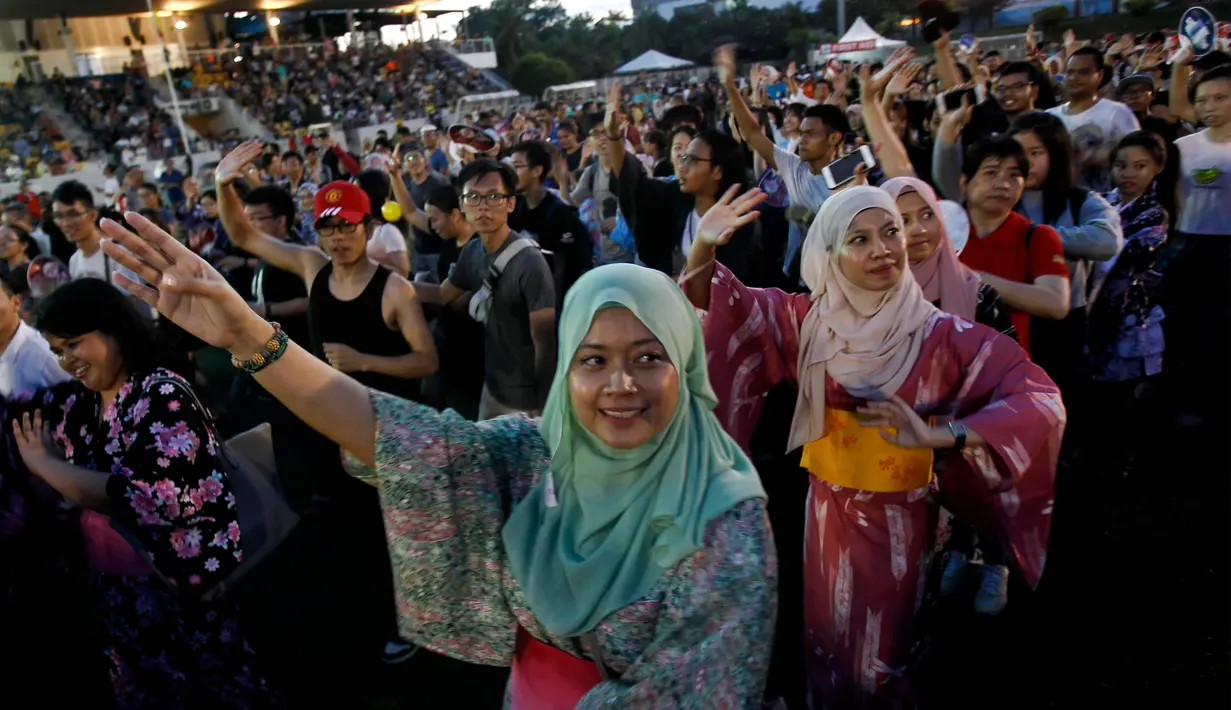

{"left": 509, "top": 52, "right": 575, "bottom": 95}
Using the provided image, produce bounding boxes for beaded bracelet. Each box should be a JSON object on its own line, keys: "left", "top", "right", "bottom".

{"left": 231, "top": 323, "right": 290, "bottom": 373}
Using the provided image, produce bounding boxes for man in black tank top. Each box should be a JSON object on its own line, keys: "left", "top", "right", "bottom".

{"left": 216, "top": 141, "right": 438, "bottom": 400}
{"left": 216, "top": 141, "right": 439, "bottom": 665}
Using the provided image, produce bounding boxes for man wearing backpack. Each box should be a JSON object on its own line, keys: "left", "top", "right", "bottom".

{"left": 413, "top": 158, "right": 557, "bottom": 419}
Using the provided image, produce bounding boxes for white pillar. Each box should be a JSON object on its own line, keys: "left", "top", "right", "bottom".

{"left": 174, "top": 14, "right": 189, "bottom": 66}
{"left": 59, "top": 15, "right": 77, "bottom": 77}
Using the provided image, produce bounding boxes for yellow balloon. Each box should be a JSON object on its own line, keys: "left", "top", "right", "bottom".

{"left": 381, "top": 201, "right": 403, "bottom": 222}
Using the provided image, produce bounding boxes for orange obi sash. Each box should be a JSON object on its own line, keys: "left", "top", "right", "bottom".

{"left": 800, "top": 408, "right": 933, "bottom": 492}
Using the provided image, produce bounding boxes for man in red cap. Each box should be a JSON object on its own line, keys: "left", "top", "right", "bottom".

{"left": 216, "top": 139, "right": 437, "bottom": 664}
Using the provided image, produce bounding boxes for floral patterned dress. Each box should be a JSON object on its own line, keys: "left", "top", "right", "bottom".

{"left": 51, "top": 368, "right": 277, "bottom": 709}
{"left": 360, "top": 391, "right": 777, "bottom": 709}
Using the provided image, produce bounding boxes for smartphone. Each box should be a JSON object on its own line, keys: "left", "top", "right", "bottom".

{"left": 822, "top": 144, "right": 876, "bottom": 190}
{"left": 939, "top": 87, "right": 976, "bottom": 112}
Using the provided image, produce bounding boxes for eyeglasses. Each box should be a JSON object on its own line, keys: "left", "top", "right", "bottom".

{"left": 677, "top": 153, "right": 712, "bottom": 167}
{"left": 461, "top": 192, "right": 511, "bottom": 207}
{"left": 995, "top": 81, "right": 1031, "bottom": 94}
{"left": 316, "top": 222, "right": 362, "bottom": 237}
{"left": 52, "top": 209, "right": 90, "bottom": 223}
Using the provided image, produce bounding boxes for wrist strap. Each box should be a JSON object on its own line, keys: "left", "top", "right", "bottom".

{"left": 231, "top": 323, "right": 289, "bottom": 374}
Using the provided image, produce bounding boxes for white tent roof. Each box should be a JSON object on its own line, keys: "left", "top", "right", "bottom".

{"left": 613, "top": 50, "right": 695, "bottom": 75}
{"left": 838, "top": 17, "right": 907, "bottom": 48}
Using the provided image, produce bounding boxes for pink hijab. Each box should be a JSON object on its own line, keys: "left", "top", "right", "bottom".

{"left": 880, "top": 177, "right": 981, "bottom": 320}
{"left": 788, "top": 186, "right": 937, "bottom": 451}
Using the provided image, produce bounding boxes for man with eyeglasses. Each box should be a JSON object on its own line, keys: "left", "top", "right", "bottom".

{"left": 1116, "top": 73, "right": 1177, "bottom": 144}
{"left": 216, "top": 142, "right": 438, "bottom": 666}
{"left": 215, "top": 141, "right": 437, "bottom": 401}
{"left": 51, "top": 181, "right": 139, "bottom": 288}
{"left": 388, "top": 142, "right": 449, "bottom": 277}
{"left": 413, "top": 158, "right": 556, "bottom": 419}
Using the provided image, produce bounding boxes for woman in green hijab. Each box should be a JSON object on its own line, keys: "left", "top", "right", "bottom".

{"left": 99, "top": 212, "right": 776, "bottom": 709}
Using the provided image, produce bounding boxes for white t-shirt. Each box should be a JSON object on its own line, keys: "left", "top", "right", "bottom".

{"left": 366, "top": 222, "right": 408, "bottom": 262}
{"left": 0, "top": 322, "right": 70, "bottom": 401}
{"left": 68, "top": 241, "right": 140, "bottom": 287}
{"left": 1175, "top": 130, "right": 1231, "bottom": 236}
{"left": 773, "top": 144, "right": 833, "bottom": 216}
{"left": 1046, "top": 99, "right": 1140, "bottom": 193}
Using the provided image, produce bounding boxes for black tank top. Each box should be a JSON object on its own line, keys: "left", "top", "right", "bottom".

{"left": 308, "top": 262, "right": 419, "bottom": 400}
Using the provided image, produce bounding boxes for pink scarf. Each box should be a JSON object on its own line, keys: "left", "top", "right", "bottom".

{"left": 880, "top": 177, "right": 981, "bottom": 320}
{"left": 788, "top": 187, "right": 937, "bottom": 452}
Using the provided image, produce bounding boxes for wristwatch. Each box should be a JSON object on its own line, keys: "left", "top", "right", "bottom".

{"left": 947, "top": 420, "right": 968, "bottom": 450}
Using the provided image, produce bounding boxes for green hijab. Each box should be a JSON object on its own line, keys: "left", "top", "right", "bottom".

{"left": 501, "top": 263, "right": 766, "bottom": 638}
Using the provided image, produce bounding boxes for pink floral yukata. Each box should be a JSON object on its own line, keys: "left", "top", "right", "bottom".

{"left": 51, "top": 368, "right": 276, "bottom": 709}
{"left": 362, "top": 390, "right": 777, "bottom": 709}
{"left": 693, "top": 264, "right": 1064, "bottom": 708}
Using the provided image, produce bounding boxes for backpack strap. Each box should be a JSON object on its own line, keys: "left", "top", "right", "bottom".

{"left": 491, "top": 237, "right": 534, "bottom": 278}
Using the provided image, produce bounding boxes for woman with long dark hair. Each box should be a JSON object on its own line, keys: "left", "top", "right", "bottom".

{"left": 1083, "top": 130, "right": 1170, "bottom": 476}
{"left": 0, "top": 224, "right": 38, "bottom": 295}
{"left": 9, "top": 278, "right": 277, "bottom": 708}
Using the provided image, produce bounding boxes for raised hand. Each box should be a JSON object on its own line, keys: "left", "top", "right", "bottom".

{"left": 713, "top": 43, "right": 737, "bottom": 86}
{"left": 695, "top": 185, "right": 766, "bottom": 247}
{"left": 1026, "top": 23, "right": 1037, "bottom": 53}
{"left": 100, "top": 212, "right": 272, "bottom": 355}
{"left": 885, "top": 62, "right": 923, "bottom": 96}
{"left": 937, "top": 86, "right": 975, "bottom": 143}
{"left": 215, "top": 139, "right": 264, "bottom": 186}
{"left": 604, "top": 80, "right": 624, "bottom": 137}
{"left": 11, "top": 410, "right": 56, "bottom": 472}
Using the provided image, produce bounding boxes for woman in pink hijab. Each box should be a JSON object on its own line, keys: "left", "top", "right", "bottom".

{"left": 881, "top": 176, "right": 1017, "bottom": 340}
{"left": 683, "top": 185, "right": 1063, "bottom": 708}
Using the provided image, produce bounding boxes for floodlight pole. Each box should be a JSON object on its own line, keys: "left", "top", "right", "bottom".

{"left": 145, "top": 0, "right": 193, "bottom": 160}
{"left": 838, "top": 0, "right": 846, "bottom": 36}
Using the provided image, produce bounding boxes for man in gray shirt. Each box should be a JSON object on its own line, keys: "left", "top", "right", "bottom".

{"left": 412, "top": 159, "right": 557, "bottom": 418}
{"left": 397, "top": 143, "right": 451, "bottom": 277}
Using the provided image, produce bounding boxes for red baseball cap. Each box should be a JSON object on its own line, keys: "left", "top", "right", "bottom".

{"left": 314, "top": 180, "right": 371, "bottom": 225}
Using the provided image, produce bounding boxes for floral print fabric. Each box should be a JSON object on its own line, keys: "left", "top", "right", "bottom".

{"left": 366, "top": 392, "right": 777, "bottom": 709}
{"left": 52, "top": 368, "right": 276, "bottom": 708}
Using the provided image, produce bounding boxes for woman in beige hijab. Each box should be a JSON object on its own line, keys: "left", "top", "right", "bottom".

{"left": 686, "top": 184, "right": 1065, "bottom": 708}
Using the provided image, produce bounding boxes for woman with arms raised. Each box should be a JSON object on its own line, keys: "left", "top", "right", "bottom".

{"left": 99, "top": 212, "right": 776, "bottom": 709}
{"left": 683, "top": 185, "right": 1063, "bottom": 708}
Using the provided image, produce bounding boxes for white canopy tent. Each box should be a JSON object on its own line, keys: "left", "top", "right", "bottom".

{"left": 613, "top": 50, "right": 695, "bottom": 75}
{"left": 811, "top": 16, "right": 906, "bottom": 64}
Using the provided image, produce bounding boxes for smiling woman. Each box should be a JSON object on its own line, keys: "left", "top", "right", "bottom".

{"left": 11, "top": 278, "right": 278, "bottom": 708}
{"left": 95, "top": 208, "right": 776, "bottom": 710}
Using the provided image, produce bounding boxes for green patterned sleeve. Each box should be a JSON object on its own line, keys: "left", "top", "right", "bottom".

{"left": 578, "top": 499, "right": 778, "bottom": 709}
{"left": 369, "top": 390, "right": 548, "bottom": 667}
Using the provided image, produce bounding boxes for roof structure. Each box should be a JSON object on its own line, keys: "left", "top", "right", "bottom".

{"left": 3, "top": 1, "right": 431, "bottom": 21}
{"left": 612, "top": 49, "right": 694, "bottom": 75}
{"left": 836, "top": 16, "right": 907, "bottom": 49}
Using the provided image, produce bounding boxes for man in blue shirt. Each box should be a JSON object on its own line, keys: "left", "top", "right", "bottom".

{"left": 157, "top": 158, "right": 185, "bottom": 208}
{"left": 420, "top": 125, "right": 450, "bottom": 174}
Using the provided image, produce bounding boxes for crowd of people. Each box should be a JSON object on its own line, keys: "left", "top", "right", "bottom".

{"left": 0, "top": 19, "right": 1228, "bottom": 710}
{"left": 0, "top": 85, "right": 82, "bottom": 180}
{"left": 210, "top": 41, "right": 501, "bottom": 131}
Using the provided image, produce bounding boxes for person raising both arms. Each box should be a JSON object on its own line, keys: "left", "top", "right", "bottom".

{"left": 215, "top": 140, "right": 437, "bottom": 402}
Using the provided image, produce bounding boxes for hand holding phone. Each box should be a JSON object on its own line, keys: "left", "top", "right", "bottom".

{"left": 822, "top": 145, "right": 877, "bottom": 190}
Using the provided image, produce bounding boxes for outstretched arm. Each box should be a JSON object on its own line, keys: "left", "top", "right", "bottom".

{"left": 715, "top": 44, "right": 778, "bottom": 170}
{"left": 101, "top": 213, "right": 379, "bottom": 467}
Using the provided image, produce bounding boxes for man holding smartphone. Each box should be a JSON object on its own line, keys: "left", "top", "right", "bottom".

{"left": 714, "top": 44, "right": 850, "bottom": 215}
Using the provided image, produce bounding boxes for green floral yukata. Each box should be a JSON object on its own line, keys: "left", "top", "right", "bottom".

{"left": 361, "top": 391, "right": 778, "bottom": 709}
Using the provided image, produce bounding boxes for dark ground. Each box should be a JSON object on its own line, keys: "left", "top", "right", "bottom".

{"left": 4, "top": 385, "right": 1227, "bottom": 709}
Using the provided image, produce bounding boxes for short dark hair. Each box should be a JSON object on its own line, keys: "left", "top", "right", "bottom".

{"left": 396, "top": 125, "right": 412, "bottom": 137}
{"left": 662, "top": 104, "right": 703, "bottom": 131}
{"left": 804, "top": 104, "right": 852, "bottom": 136}
{"left": 557, "top": 118, "right": 579, "bottom": 136}
{"left": 1009, "top": 111, "right": 1076, "bottom": 222}
{"left": 984, "top": 50, "right": 1001, "bottom": 58}
{"left": 1195, "top": 64, "right": 1231, "bottom": 93}
{"left": 457, "top": 157, "right": 517, "bottom": 196}
{"left": 139, "top": 182, "right": 159, "bottom": 193}
{"left": 243, "top": 185, "right": 297, "bottom": 232}
{"left": 644, "top": 129, "right": 667, "bottom": 154}
{"left": 262, "top": 153, "right": 279, "bottom": 170}
{"left": 696, "top": 129, "right": 751, "bottom": 197}
{"left": 2, "top": 200, "right": 29, "bottom": 218}
{"left": 0, "top": 270, "right": 18, "bottom": 297}
{"left": 1070, "top": 47, "right": 1110, "bottom": 86}
{"left": 201, "top": 188, "right": 218, "bottom": 202}
{"left": 785, "top": 102, "right": 807, "bottom": 121}
{"left": 669, "top": 124, "right": 697, "bottom": 144}
{"left": 510, "top": 140, "right": 553, "bottom": 183}
{"left": 35, "top": 278, "right": 166, "bottom": 377}
{"left": 534, "top": 101, "right": 552, "bottom": 112}
{"left": 961, "top": 134, "right": 1029, "bottom": 181}
{"left": 52, "top": 180, "right": 94, "bottom": 209}
{"left": 374, "top": 137, "right": 393, "bottom": 151}
{"left": 998, "top": 61, "right": 1037, "bottom": 84}
{"left": 281, "top": 150, "right": 303, "bottom": 164}
{"left": 426, "top": 185, "right": 460, "bottom": 213}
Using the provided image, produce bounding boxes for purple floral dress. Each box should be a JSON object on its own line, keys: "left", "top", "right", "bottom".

{"left": 51, "top": 368, "right": 277, "bottom": 709}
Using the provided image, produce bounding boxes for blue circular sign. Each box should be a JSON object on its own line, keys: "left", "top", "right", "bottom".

{"left": 1181, "top": 6, "right": 1218, "bottom": 57}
